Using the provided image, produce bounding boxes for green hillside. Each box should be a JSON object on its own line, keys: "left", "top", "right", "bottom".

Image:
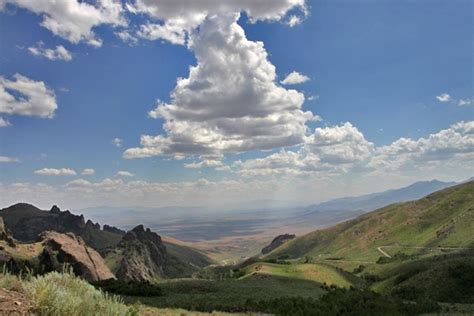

{"left": 239, "top": 262, "right": 362, "bottom": 288}
{"left": 267, "top": 181, "right": 474, "bottom": 262}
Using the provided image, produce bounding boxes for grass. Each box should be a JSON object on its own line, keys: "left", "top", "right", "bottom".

{"left": 239, "top": 262, "right": 360, "bottom": 288}
{"left": 139, "top": 306, "right": 249, "bottom": 315}
{"left": 0, "top": 270, "right": 138, "bottom": 315}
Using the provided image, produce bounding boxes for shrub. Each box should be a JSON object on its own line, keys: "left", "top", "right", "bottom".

{"left": 24, "top": 271, "right": 138, "bottom": 316}
{"left": 92, "top": 279, "right": 163, "bottom": 297}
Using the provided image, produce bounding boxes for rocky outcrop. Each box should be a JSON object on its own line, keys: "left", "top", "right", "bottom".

{"left": 39, "top": 231, "right": 115, "bottom": 281}
{"left": 0, "top": 217, "right": 15, "bottom": 247}
{"left": 103, "top": 225, "right": 126, "bottom": 235}
{"left": 115, "top": 225, "right": 168, "bottom": 282}
{"left": 261, "top": 234, "right": 296, "bottom": 255}
{"left": 0, "top": 203, "right": 124, "bottom": 250}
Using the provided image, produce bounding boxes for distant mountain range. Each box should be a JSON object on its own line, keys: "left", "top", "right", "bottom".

{"left": 72, "top": 179, "right": 460, "bottom": 242}
{"left": 301, "top": 179, "right": 457, "bottom": 216}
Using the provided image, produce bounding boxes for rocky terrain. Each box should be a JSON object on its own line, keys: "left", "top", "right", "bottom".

{"left": 261, "top": 234, "right": 295, "bottom": 254}
{"left": 0, "top": 217, "right": 15, "bottom": 248}
{"left": 0, "top": 203, "right": 212, "bottom": 282}
{"left": 39, "top": 231, "right": 115, "bottom": 281}
{"left": 0, "top": 203, "right": 124, "bottom": 250}
{"left": 113, "top": 225, "right": 168, "bottom": 282}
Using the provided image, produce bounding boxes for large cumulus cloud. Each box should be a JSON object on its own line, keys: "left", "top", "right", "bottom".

{"left": 124, "top": 13, "right": 314, "bottom": 158}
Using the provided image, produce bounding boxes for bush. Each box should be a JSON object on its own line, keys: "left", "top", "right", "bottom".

{"left": 92, "top": 279, "right": 163, "bottom": 297}
{"left": 244, "top": 287, "right": 440, "bottom": 315}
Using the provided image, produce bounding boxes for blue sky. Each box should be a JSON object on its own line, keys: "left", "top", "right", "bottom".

{"left": 0, "top": 0, "right": 472, "bottom": 208}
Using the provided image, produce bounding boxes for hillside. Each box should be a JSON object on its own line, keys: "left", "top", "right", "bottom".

{"left": 267, "top": 181, "right": 474, "bottom": 262}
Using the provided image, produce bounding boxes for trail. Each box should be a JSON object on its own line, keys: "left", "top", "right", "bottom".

{"left": 377, "top": 247, "right": 392, "bottom": 258}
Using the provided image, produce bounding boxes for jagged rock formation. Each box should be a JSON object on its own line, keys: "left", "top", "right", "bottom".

{"left": 114, "top": 225, "right": 168, "bottom": 282}
{"left": 0, "top": 217, "right": 15, "bottom": 247}
{"left": 103, "top": 225, "right": 126, "bottom": 235}
{"left": 261, "top": 234, "right": 296, "bottom": 254}
{"left": 39, "top": 231, "right": 115, "bottom": 281}
{"left": 0, "top": 203, "right": 124, "bottom": 250}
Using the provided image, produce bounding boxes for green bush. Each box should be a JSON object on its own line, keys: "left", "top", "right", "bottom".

{"left": 244, "top": 288, "right": 440, "bottom": 315}
{"left": 92, "top": 279, "right": 163, "bottom": 297}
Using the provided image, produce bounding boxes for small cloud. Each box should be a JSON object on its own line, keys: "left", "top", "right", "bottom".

{"left": 0, "top": 156, "right": 19, "bottom": 163}
{"left": 458, "top": 98, "right": 473, "bottom": 107}
{"left": 287, "top": 15, "right": 302, "bottom": 27}
{"left": 59, "top": 87, "right": 70, "bottom": 93}
{"left": 307, "top": 95, "right": 319, "bottom": 101}
{"left": 81, "top": 168, "right": 95, "bottom": 176}
{"left": 116, "top": 170, "right": 134, "bottom": 177}
{"left": 436, "top": 93, "right": 451, "bottom": 102}
{"left": 28, "top": 41, "right": 73, "bottom": 61}
{"left": 115, "top": 30, "right": 138, "bottom": 45}
{"left": 0, "top": 117, "right": 11, "bottom": 127}
{"left": 34, "top": 168, "right": 76, "bottom": 176}
{"left": 112, "top": 138, "right": 123, "bottom": 148}
{"left": 281, "top": 71, "right": 310, "bottom": 85}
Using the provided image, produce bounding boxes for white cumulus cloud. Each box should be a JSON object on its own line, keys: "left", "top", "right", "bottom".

{"left": 34, "top": 168, "right": 77, "bottom": 176}
{"left": 0, "top": 73, "right": 57, "bottom": 118}
{"left": 125, "top": 13, "right": 314, "bottom": 159}
{"left": 28, "top": 42, "right": 72, "bottom": 61}
{"left": 235, "top": 121, "right": 474, "bottom": 177}
{"left": 116, "top": 171, "right": 134, "bottom": 177}
{"left": 1, "top": 0, "right": 126, "bottom": 46}
{"left": 81, "top": 168, "right": 95, "bottom": 176}
{"left": 281, "top": 71, "right": 310, "bottom": 85}
{"left": 0, "top": 156, "right": 19, "bottom": 163}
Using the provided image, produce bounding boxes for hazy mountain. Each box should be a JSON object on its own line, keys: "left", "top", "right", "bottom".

{"left": 301, "top": 179, "right": 456, "bottom": 216}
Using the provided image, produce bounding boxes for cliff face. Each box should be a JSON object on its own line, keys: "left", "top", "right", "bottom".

{"left": 39, "top": 231, "right": 115, "bottom": 281}
{"left": 0, "top": 217, "right": 15, "bottom": 247}
{"left": 114, "top": 225, "right": 168, "bottom": 282}
{"left": 0, "top": 203, "right": 123, "bottom": 250}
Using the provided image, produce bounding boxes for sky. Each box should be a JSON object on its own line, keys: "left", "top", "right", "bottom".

{"left": 0, "top": 0, "right": 473, "bottom": 209}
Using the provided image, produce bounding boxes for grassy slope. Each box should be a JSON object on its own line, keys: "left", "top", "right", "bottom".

{"left": 267, "top": 181, "right": 474, "bottom": 261}
{"left": 369, "top": 249, "right": 474, "bottom": 303}
{"left": 240, "top": 262, "right": 360, "bottom": 288}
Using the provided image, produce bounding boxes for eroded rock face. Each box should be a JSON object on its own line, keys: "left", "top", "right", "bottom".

{"left": 115, "top": 225, "right": 168, "bottom": 282}
{"left": 261, "top": 234, "right": 296, "bottom": 255}
{"left": 39, "top": 231, "right": 115, "bottom": 281}
{"left": 0, "top": 217, "right": 15, "bottom": 247}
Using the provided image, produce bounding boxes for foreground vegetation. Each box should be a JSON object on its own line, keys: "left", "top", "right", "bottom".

{"left": 0, "top": 271, "right": 138, "bottom": 315}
